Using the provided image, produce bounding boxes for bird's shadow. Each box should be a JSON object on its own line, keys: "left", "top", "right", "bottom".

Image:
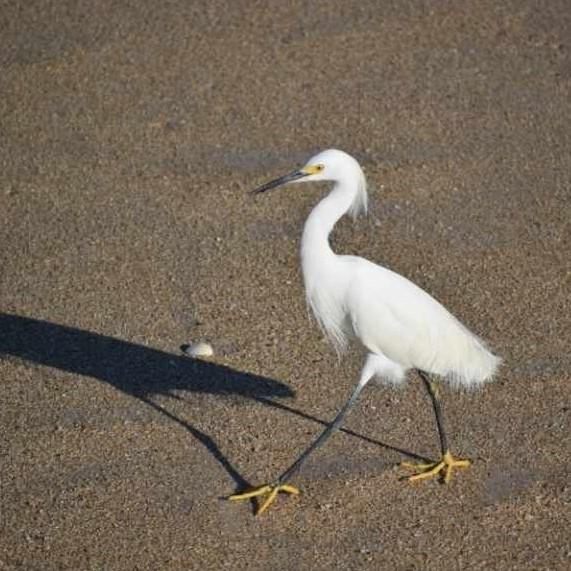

{"left": 0, "top": 313, "right": 426, "bottom": 494}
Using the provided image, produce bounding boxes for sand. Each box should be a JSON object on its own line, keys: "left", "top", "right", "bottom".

{"left": 1, "top": 1, "right": 570, "bottom": 569}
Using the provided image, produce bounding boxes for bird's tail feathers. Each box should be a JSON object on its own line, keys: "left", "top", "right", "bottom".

{"left": 443, "top": 328, "right": 501, "bottom": 389}
{"left": 422, "top": 318, "right": 501, "bottom": 389}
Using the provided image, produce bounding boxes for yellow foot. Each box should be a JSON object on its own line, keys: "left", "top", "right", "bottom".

{"left": 401, "top": 451, "right": 471, "bottom": 484}
{"left": 228, "top": 483, "right": 300, "bottom": 516}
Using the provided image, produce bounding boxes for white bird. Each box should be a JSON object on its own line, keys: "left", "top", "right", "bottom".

{"left": 229, "top": 149, "right": 500, "bottom": 515}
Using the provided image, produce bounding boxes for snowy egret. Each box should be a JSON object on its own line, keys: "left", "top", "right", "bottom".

{"left": 229, "top": 149, "right": 500, "bottom": 515}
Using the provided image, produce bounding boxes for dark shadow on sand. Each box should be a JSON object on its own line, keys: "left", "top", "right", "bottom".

{"left": 0, "top": 313, "right": 426, "bottom": 492}
{"left": 0, "top": 313, "right": 295, "bottom": 489}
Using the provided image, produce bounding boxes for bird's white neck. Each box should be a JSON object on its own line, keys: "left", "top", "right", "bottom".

{"left": 301, "top": 182, "right": 356, "bottom": 269}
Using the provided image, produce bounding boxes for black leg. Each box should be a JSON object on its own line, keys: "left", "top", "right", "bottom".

{"left": 401, "top": 372, "right": 471, "bottom": 483}
{"left": 277, "top": 378, "right": 368, "bottom": 485}
{"left": 228, "top": 376, "right": 371, "bottom": 514}
{"left": 418, "top": 370, "right": 448, "bottom": 455}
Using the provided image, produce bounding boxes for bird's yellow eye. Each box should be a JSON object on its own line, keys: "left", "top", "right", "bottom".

{"left": 303, "top": 164, "right": 325, "bottom": 175}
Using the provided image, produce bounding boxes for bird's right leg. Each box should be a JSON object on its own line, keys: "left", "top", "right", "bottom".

{"left": 228, "top": 364, "right": 374, "bottom": 516}
{"left": 401, "top": 370, "right": 471, "bottom": 483}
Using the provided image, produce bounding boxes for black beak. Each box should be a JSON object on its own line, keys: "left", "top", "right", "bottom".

{"left": 252, "top": 169, "right": 308, "bottom": 195}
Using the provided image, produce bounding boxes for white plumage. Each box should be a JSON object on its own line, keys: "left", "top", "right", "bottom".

{"left": 299, "top": 149, "right": 500, "bottom": 390}
{"left": 229, "top": 148, "right": 501, "bottom": 515}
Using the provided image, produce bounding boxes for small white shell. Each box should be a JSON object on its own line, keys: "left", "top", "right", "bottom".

{"left": 184, "top": 341, "right": 214, "bottom": 358}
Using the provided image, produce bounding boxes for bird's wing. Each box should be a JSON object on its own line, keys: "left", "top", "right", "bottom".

{"left": 344, "top": 257, "right": 437, "bottom": 365}
{"left": 343, "top": 256, "right": 499, "bottom": 386}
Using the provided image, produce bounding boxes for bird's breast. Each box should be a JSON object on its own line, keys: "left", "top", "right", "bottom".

{"left": 303, "top": 268, "right": 353, "bottom": 352}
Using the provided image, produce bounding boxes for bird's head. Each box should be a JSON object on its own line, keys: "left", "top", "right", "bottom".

{"left": 252, "top": 149, "right": 363, "bottom": 194}
{"left": 251, "top": 149, "right": 368, "bottom": 219}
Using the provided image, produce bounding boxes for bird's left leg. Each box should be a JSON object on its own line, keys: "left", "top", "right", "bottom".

{"left": 228, "top": 367, "right": 373, "bottom": 515}
{"left": 402, "top": 370, "right": 471, "bottom": 483}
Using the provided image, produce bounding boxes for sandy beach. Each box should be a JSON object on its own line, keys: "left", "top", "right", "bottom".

{"left": 1, "top": 1, "right": 570, "bottom": 569}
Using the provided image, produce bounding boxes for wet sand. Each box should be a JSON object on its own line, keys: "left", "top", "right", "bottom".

{"left": 1, "top": 1, "right": 570, "bottom": 569}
